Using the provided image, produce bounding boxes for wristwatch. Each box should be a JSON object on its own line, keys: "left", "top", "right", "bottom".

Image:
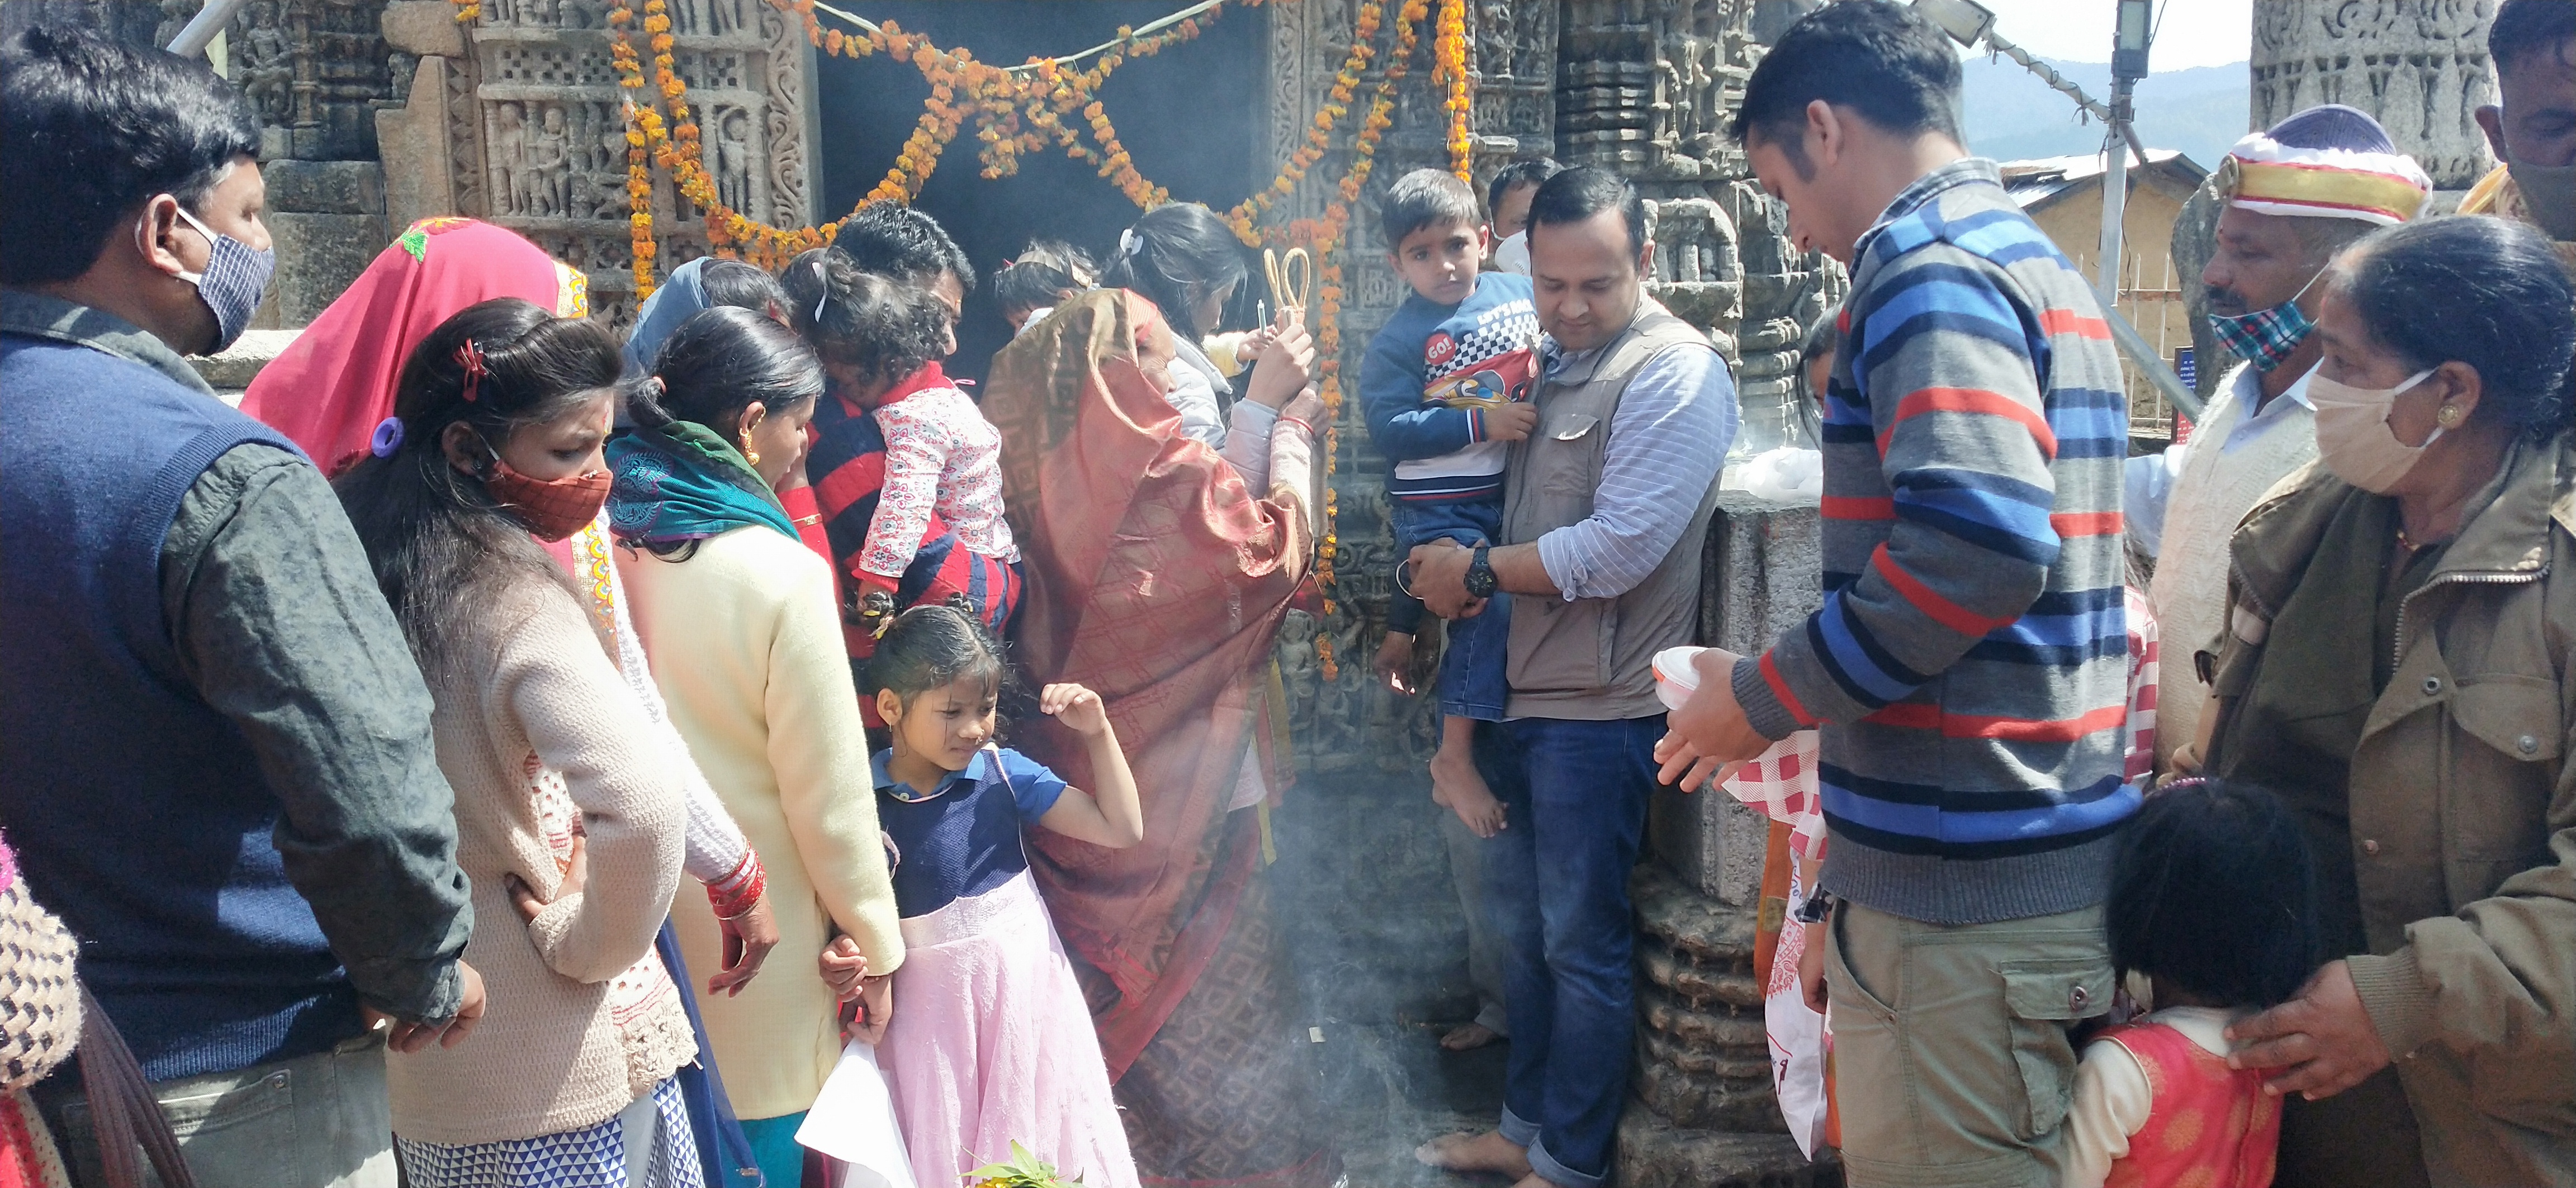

{"left": 1792, "top": 887, "right": 1837, "bottom": 925}
{"left": 1465, "top": 544, "right": 1499, "bottom": 599}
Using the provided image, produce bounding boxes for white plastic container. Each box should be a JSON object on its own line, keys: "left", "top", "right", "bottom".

{"left": 1652, "top": 645, "right": 1710, "bottom": 712}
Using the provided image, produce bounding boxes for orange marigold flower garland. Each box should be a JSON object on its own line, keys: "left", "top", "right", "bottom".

{"left": 1299, "top": 0, "right": 1424, "bottom": 680}
{"left": 1434, "top": 0, "right": 1472, "bottom": 180}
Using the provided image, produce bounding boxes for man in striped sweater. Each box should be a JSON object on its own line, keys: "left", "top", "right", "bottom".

{"left": 1659, "top": 5, "right": 2137, "bottom": 1184}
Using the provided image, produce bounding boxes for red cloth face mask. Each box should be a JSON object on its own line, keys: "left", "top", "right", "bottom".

{"left": 484, "top": 452, "right": 612, "bottom": 541}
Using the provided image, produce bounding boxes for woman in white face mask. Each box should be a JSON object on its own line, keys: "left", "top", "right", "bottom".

{"left": 2187, "top": 213, "right": 2576, "bottom": 1188}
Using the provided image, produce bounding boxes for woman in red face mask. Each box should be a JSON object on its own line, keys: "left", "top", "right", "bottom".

{"left": 329, "top": 297, "right": 709, "bottom": 1186}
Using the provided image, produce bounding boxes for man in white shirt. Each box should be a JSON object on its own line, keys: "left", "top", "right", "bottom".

{"left": 2127, "top": 104, "right": 2429, "bottom": 771}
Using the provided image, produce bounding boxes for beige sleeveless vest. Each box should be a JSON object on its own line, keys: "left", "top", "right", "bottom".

{"left": 2148, "top": 363, "right": 2318, "bottom": 766}
{"left": 1500, "top": 298, "right": 1720, "bottom": 720}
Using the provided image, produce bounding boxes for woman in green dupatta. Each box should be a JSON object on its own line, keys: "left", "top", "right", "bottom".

{"left": 609, "top": 306, "right": 908, "bottom": 1187}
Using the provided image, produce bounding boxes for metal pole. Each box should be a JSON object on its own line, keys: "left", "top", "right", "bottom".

{"left": 167, "top": 0, "right": 252, "bottom": 58}
{"left": 2106, "top": 304, "right": 2201, "bottom": 422}
{"left": 2094, "top": 82, "right": 2134, "bottom": 312}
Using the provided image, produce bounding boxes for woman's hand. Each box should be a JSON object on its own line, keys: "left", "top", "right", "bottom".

{"left": 1242, "top": 318, "right": 1316, "bottom": 410}
{"left": 1040, "top": 682, "right": 1111, "bottom": 738}
{"left": 2225, "top": 961, "right": 2394, "bottom": 1099}
{"left": 506, "top": 832, "right": 588, "bottom": 924}
{"left": 818, "top": 933, "right": 866, "bottom": 1002}
{"left": 706, "top": 890, "right": 778, "bottom": 997}
{"left": 1276, "top": 387, "right": 1326, "bottom": 433}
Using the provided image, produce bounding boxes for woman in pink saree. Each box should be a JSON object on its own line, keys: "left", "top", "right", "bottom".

{"left": 983, "top": 289, "right": 1341, "bottom": 1188}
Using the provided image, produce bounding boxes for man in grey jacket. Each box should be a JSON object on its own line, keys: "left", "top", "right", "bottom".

{"left": 1409, "top": 165, "right": 1734, "bottom": 1188}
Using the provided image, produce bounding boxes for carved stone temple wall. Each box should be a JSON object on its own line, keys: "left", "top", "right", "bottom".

{"left": 371, "top": 0, "right": 817, "bottom": 325}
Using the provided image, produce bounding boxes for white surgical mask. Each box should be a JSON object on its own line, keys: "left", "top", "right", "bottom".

{"left": 2309, "top": 367, "right": 2440, "bottom": 493}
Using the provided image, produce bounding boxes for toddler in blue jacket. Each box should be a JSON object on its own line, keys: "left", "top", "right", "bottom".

{"left": 1362, "top": 168, "right": 1540, "bottom": 835}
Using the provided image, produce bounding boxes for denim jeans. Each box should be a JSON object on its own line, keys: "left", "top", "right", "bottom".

{"left": 1475, "top": 715, "right": 1663, "bottom": 1188}
{"left": 46, "top": 1034, "right": 397, "bottom": 1188}
{"left": 1390, "top": 498, "right": 1510, "bottom": 720}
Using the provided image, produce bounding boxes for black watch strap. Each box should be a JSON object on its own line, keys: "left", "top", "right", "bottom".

{"left": 1792, "top": 887, "right": 1836, "bottom": 925}
{"left": 1465, "top": 544, "right": 1498, "bottom": 598}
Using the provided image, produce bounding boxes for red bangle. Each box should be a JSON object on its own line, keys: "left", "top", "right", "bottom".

{"left": 706, "top": 849, "right": 766, "bottom": 920}
{"left": 1276, "top": 416, "right": 1314, "bottom": 438}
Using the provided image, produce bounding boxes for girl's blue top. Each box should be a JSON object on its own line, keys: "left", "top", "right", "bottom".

{"left": 872, "top": 745, "right": 1067, "bottom": 919}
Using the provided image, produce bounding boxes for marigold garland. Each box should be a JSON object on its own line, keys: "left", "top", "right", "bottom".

{"left": 1434, "top": 0, "right": 1472, "bottom": 180}
{"left": 1290, "top": 0, "right": 1426, "bottom": 681}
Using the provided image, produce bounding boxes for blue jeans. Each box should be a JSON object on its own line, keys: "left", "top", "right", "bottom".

{"left": 1390, "top": 497, "right": 1510, "bottom": 720}
{"left": 1475, "top": 715, "right": 1661, "bottom": 1188}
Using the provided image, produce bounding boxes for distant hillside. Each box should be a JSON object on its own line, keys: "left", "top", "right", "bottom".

{"left": 1963, "top": 55, "right": 2249, "bottom": 171}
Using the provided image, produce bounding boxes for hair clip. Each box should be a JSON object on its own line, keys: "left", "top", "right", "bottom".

{"left": 1119, "top": 227, "right": 1143, "bottom": 258}
{"left": 370, "top": 416, "right": 405, "bottom": 458}
{"left": 455, "top": 339, "right": 488, "bottom": 403}
{"left": 812, "top": 259, "right": 830, "bottom": 325}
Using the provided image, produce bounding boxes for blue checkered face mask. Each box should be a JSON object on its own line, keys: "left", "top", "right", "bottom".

{"left": 157, "top": 202, "right": 276, "bottom": 354}
{"left": 2207, "top": 272, "right": 2323, "bottom": 373}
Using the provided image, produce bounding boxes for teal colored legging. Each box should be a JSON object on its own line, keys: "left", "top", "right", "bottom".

{"left": 736, "top": 1111, "right": 808, "bottom": 1187}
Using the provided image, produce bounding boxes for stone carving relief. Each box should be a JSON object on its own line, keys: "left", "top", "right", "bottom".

{"left": 2252, "top": 0, "right": 2496, "bottom": 188}
{"left": 378, "top": 0, "right": 813, "bottom": 321}
{"left": 219, "top": 0, "right": 393, "bottom": 159}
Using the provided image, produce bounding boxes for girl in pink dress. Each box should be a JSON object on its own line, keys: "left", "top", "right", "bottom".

{"left": 818, "top": 602, "right": 1144, "bottom": 1188}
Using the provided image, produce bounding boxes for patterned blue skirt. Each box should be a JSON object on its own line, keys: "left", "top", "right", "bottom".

{"left": 397, "top": 1077, "right": 705, "bottom": 1188}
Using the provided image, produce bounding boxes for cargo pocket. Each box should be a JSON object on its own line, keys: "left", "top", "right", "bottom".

{"left": 1997, "top": 957, "right": 2114, "bottom": 1139}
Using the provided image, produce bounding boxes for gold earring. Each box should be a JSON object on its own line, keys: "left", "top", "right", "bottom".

{"left": 2437, "top": 405, "right": 2463, "bottom": 427}
{"left": 740, "top": 430, "right": 760, "bottom": 467}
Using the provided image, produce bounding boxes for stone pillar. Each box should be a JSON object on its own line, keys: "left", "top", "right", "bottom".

{"left": 2251, "top": 0, "right": 2497, "bottom": 191}
{"left": 1624, "top": 493, "right": 1835, "bottom": 1188}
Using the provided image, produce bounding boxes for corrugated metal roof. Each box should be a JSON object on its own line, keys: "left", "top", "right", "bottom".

{"left": 1993, "top": 149, "right": 2208, "bottom": 211}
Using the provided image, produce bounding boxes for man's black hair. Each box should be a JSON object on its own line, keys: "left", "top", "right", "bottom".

{"left": 2492, "top": 0, "right": 2576, "bottom": 79}
{"left": 838, "top": 202, "right": 977, "bottom": 292}
{"left": 0, "top": 25, "right": 262, "bottom": 286}
{"left": 1524, "top": 165, "right": 1647, "bottom": 259}
{"left": 2107, "top": 780, "right": 2322, "bottom": 1010}
{"left": 1379, "top": 168, "right": 1483, "bottom": 253}
{"left": 1731, "top": 0, "right": 1962, "bottom": 174}
{"left": 1485, "top": 157, "right": 1563, "bottom": 220}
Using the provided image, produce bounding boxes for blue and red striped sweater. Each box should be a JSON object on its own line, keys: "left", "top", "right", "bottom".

{"left": 1730, "top": 158, "right": 2138, "bottom": 925}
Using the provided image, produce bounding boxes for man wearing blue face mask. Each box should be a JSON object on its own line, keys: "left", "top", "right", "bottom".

{"left": 2124, "top": 104, "right": 2430, "bottom": 774}
{"left": 0, "top": 26, "right": 482, "bottom": 1187}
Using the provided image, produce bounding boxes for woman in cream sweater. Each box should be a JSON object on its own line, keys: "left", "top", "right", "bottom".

{"left": 608, "top": 306, "right": 907, "bottom": 1185}
{"left": 335, "top": 298, "right": 697, "bottom": 1184}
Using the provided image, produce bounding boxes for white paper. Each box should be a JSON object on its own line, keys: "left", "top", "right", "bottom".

{"left": 795, "top": 1040, "right": 917, "bottom": 1188}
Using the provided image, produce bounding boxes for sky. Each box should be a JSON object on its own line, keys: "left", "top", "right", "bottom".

{"left": 1961, "top": 0, "right": 2254, "bottom": 71}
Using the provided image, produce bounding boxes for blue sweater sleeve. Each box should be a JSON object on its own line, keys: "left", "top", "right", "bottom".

{"left": 1360, "top": 320, "right": 1478, "bottom": 462}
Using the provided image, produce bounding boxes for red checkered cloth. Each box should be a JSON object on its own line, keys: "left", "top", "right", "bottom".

{"left": 1722, "top": 731, "right": 1826, "bottom": 862}
{"left": 2124, "top": 585, "right": 2158, "bottom": 785}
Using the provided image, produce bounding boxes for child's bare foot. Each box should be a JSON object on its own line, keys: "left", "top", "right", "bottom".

{"left": 1439, "top": 1021, "right": 1499, "bottom": 1051}
{"left": 1416, "top": 1130, "right": 1531, "bottom": 1177}
{"left": 1430, "top": 725, "right": 1504, "bottom": 838}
